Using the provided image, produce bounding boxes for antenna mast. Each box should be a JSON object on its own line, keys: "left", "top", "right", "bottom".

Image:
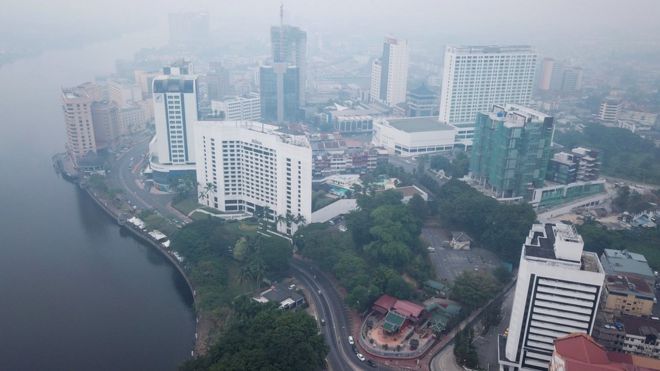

{"left": 279, "top": 3, "right": 285, "bottom": 62}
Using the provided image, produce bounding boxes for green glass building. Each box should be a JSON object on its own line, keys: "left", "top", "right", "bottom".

{"left": 469, "top": 104, "right": 554, "bottom": 199}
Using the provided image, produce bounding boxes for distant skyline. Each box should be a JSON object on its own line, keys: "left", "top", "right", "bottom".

{"left": 2, "top": 0, "right": 659, "bottom": 53}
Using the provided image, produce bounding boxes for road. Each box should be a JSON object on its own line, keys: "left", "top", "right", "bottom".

{"left": 473, "top": 286, "right": 515, "bottom": 370}
{"left": 291, "top": 260, "right": 395, "bottom": 371}
{"left": 107, "top": 135, "right": 190, "bottom": 224}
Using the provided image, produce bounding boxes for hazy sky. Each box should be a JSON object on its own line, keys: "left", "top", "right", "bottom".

{"left": 2, "top": 0, "right": 659, "bottom": 54}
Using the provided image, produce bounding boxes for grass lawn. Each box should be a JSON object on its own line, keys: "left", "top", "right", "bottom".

{"left": 172, "top": 196, "right": 201, "bottom": 215}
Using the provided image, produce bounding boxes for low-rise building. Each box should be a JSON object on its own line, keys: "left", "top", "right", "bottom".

{"left": 406, "top": 84, "right": 438, "bottom": 117}
{"left": 254, "top": 282, "right": 305, "bottom": 310}
{"left": 372, "top": 116, "right": 457, "bottom": 157}
{"left": 211, "top": 92, "right": 261, "bottom": 121}
{"left": 549, "top": 333, "right": 660, "bottom": 371}
{"left": 602, "top": 274, "right": 656, "bottom": 317}
{"left": 600, "top": 249, "right": 655, "bottom": 285}
{"left": 593, "top": 314, "right": 660, "bottom": 358}
{"left": 311, "top": 136, "right": 383, "bottom": 178}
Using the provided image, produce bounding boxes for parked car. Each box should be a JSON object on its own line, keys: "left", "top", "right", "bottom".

{"left": 356, "top": 353, "right": 366, "bottom": 362}
{"left": 348, "top": 336, "right": 354, "bottom": 345}
{"left": 320, "top": 318, "right": 326, "bottom": 326}
{"left": 367, "top": 360, "right": 378, "bottom": 368}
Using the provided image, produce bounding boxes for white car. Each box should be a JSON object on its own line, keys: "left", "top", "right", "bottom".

{"left": 348, "top": 336, "right": 354, "bottom": 345}
{"left": 356, "top": 353, "right": 366, "bottom": 362}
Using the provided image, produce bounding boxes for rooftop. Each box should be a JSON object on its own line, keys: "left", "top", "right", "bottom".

{"left": 258, "top": 283, "right": 304, "bottom": 305}
{"left": 385, "top": 117, "right": 455, "bottom": 133}
{"left": 605, "top": 274, "right": 655, "bottom": 299}
{"left": 447, "top": 45, "right": 535, "bottom": 54}
{"left": 523, "top": 223, "right": 602, "bottom": 272}
{"left": 487, "top": 104, "right": 552, "bottom": 127}
{"left": 553, "top": 333, "right": 660, "bottom": 370}
{"left": 601, "top": 249, "right": 654, "bottom": 279}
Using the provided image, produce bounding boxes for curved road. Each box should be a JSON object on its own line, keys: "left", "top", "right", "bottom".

{"left": 292, "top": 260, "right": 395, "bottom": 371}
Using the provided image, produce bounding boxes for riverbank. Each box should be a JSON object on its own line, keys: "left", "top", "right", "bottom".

{"left": 53, "top": 155, "right": 209, "bottom": 357}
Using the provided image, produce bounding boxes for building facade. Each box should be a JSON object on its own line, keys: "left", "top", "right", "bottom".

{"left": 406, "top": 84, "right": 439, "bottom": 117}
{"left": 260, "top": 63, "right": 300, "bottom": 123}
{"left": 372, "top": 116, "right": 457, "bottom": 157}
{"left": 593, "top": 314, "right": 660, "bottom": 359}
{"left": 149, "top": 61, "right": 200, "bottom": 184}
{"left": 211, "top": 93, "right": 261, "bottom": 121}
{"left": 271, "top": 23, "right": 307, "bottom": 105}
{"left": 469, "top": 105, "right": 554, "bottom": 200}
{"left": 91, "top": 101, "right": 121, "bottom": 149}
{"left": 599, "top": 98, "right": 622, "bottom": 123}
{"left": 602, "top": 274, "right": 655, "bottom": 317}
{"left": 194, "top": 121, "right": 312, "bottom": 235}
{"left": 499, "top": 223, "right": 605, "bottom": 371}
{"left": 439, "top": 45, "right": 537, "bottom": 143}
{"left": 546, "top": 147, "right": 600, "bottom": 184}
{"left": 370, "top": 37, "right": 409, "bottom": 106}
{"left": 62, "top": 85, "right": 97, "bottom": 164}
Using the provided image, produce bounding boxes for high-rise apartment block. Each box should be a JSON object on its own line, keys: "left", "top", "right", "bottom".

{"left": 211, "top": 93, "right": 261, "bottom": 121}
{"left": 406, "top": 84, "right": 439, "bottom": 117}
{"left": 469, "top": 104, "right": 554, "bottom": 199}
{"left": 206, "top": 63, "right": 231, "bottom": 101}
{"left": 439, "top": 45, "right": 537, "bottom": 143}
{"left": 271, "top": 22, "right": 306, "bottom": 106}
{"left": 259, "top": 63, "right": 299, "bottom": 123}
{"left": 538, "top": 58, "right": 583, "bottom": 93}
{"left": 599, "top": 97, "right": 622, "bottom": 123}
{"left": 62, "top": 85, "right": 96, "bottom": 163}
{"left": 91, "top": 101, "right": 121, "bottom": 149}
{"left": 370, "top": 37, "right": 409, "bottom": 106}
{"left": 149, "top": 61, "right": 199, "bottom": 184}
{"left": 499, "top": 223, "right": 605, "bottom": 371}
{"left": 546, "top": 147, "right": 600, "bottom": 184}
{"left": 194, "top": 121, "right": 312, "bottom": 235}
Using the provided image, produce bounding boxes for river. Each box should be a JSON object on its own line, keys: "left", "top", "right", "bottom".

{"left": 0, "top": 31, "right": 196, "bottom": 370}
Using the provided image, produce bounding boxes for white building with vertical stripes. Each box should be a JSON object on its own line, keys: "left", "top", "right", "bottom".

{"left": 499, "top": 223, "right": 605, "bottom": 371}
{"left": 194, "top": 121, "right": 311, "bottom": 235}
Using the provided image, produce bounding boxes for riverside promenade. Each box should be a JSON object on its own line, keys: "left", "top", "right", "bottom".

{"left": 54, "top": 154, "right": 209, "bottom": 356}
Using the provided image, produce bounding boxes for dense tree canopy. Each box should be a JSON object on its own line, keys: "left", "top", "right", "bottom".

{"left": 435, "top": 179, "right": 536, "bottom": 264}
{"left": 295, "top": 190, "right": 432, "bottom": 311}
{"left": 180, "top": 298, "right": 328, "bottom": 371}
{"left": 451, "top": 270, "right": 502, "bottom": 311}
{"left": 555, "top": 124, "right": 660, "bottom": 184}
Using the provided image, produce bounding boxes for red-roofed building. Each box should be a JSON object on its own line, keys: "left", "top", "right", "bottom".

{"left": 393, "top": 300, "right": 425, "bottom": 320}
{"left": 373, "top": 294, "right": 397, "bottom": 315}
{"left": 550, "top": 333, "right": 660, "bottom": 371}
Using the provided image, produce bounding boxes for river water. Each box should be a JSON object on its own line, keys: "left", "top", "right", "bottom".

{"left": 0, "top": 31, "right": 195, "bottom": 370}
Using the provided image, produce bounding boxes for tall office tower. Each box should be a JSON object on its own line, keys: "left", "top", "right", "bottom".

{"left": 499, "top": 223, "right": 605, "bottom": 371}
{"left": 211, "top": 93, "right": 261, "bottom": 121}
{"left": 62, "top": 85, "right": 96, "bottom": 164}
{"left": 369, "top": 37, "right": 409, "bottom": 106}
{"left": 206, "top": 62, "right": 231, "bottom": 101}
{"left": 559, "top": 66, "right": 583, "bottom": 92}
{"left": 469, "top": 105, "right": 554, "bottom": 199}
{"left": 598, "top": 97, "right": 622, "bottom": 123}
{"left": 168, "top": 12, "right": 210, "bottom": 46}
{"left": 108, "top": 79, "right": 142, "bottom": 108}
{"left": 195, "top": 121, "right": 312, "bottom": 235}
{"left": 91, "top": 101, "right": 121, "bottom": 149}
{"left": 271, "top": 6, "right": 307, "bottom": 105}
{"left": 259, "top": 63, "right": 300, "bottom": 123}
{"left": 439, "top": 45, "right": 537, "bottom": 143}
{"left": 406, "top": 84, "right": 439, "bottom": 117}
{"left": 149, "top": 61, "right": 199, "bottom": 185}
{"left": 538, "top": 58, "right": 555, "bottom": 91}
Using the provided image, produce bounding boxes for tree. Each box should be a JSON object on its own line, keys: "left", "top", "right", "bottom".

{"left": 407, "top": 194, "right": 429, "bottom": 220}
{"left": 232, "top": 237, "right": 249, "bottom": 261}
{"left": 451, "top": 271, "right": 501, "bottom": 311}
{"left": 453, "top": 328, "right": 479, "bottom": 369}
{"left": 180, "top": 300, "right": 328, "bottom": 371}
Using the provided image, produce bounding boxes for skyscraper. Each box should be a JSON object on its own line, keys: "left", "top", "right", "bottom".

{"left": 259, "top": 63, "right": 299, "bottom": 123}
{"left": 91, "top": 101, "right": 121, "bottom": 149}
{"left": 469, "top": 104, "right": 554, "bottom": 199}
{"left": 370, "top": 37, "right": 409, "bottom": 106}
{"left": 439, "top": 45, "right": 537, "bottom": 142}
{"left": 62, "top": 85, "right": 96, "bottom": 164}
{"left": 149, "top": 61, "right": 199, "bottom": 185}
{"left": 499, "top": 223, "right": 605, "bottom": 371}
{"left": 195, "top": 121, "right": 312, "bottom": 235}
{"left": 270, "top": 6, "right": 306, "bottom": 105}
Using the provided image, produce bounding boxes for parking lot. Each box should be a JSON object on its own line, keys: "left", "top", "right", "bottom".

{"left": 422, "top": 226, "right": 501, "bottom": 282}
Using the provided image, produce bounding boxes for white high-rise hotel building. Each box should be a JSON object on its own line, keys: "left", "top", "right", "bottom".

{"left": 499, "top": 223, "right": 605, "bottom": 371}
{"left": 439, "top": 45, "right": 537, "bottom": 144}
{"left": 195, "top": 121, "right": 312, "bottom": 235}
{"left": 370, "top": 37, "right": 409, "bottom": 106}
{"left": 149, "top": 61, "right": 199, "bottom": 183}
